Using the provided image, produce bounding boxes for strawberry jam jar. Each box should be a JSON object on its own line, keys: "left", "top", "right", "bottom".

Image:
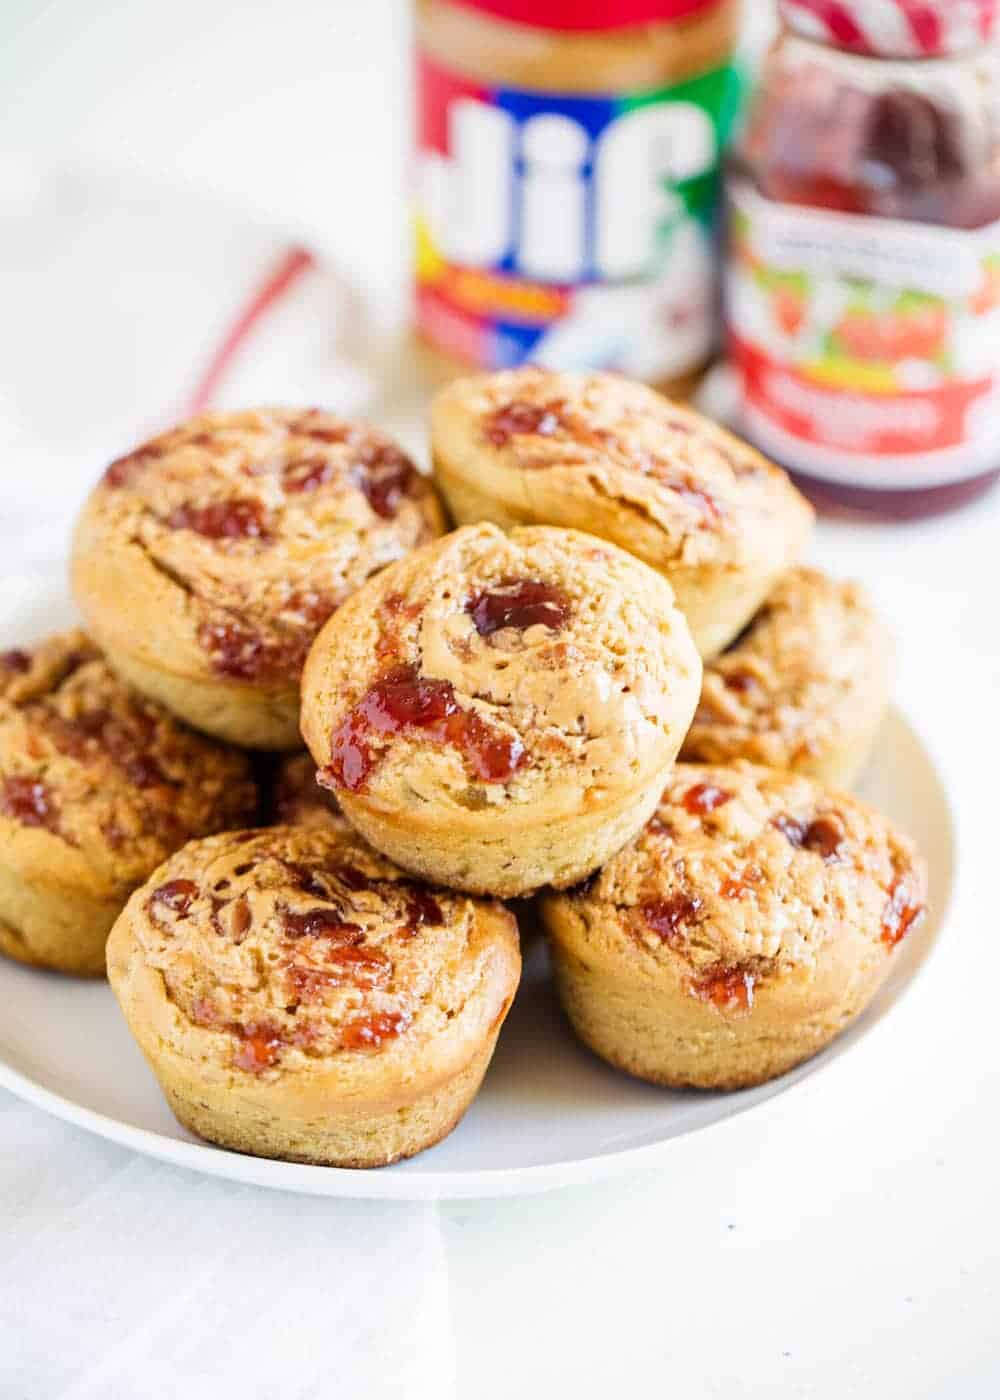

{"left": 726, "top": 0, "right": 1000, "bottom": 516}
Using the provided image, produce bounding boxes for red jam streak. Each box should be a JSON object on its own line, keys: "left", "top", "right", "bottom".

{"left": 286, "top": 947, "right": 391, "bottom": 1002}
{"left": 482, "top": 400, "right": 726, "bottom": 520}
{"left": 0, "top": 776, "right": 58, "bottom": 831}
{"left": 773, "top": 813, "right": 846, "bottom": 861}
{"left": 722, "top": 670, "right": 758, "bottom": 694}
{"left": 642, "top": 894, "right": 704, "bottom": 944}
{"left": 283, "top": 908, "right": 362, "bottom": 941}
{"left": 44, "top": 708, "right": 169, "bottom": 789}
{"left": 191, "top": 998, "right": 304, "bottom": 1074}
{"left": 286, "top": 589, "right": 334, "bottom": 633}
{"left": 281, "top": 864, "right": 441, "bottom": 941}
{"left": 151, "top": 878, "right": 199, "bottom": 915}
{"left": 681, "top": 782, "right": 732, "bottom": 816}
{"left": 281, "top": 426, "right": 418, "bottom": 517}
{"left": 291, "top": 416, "right": 352, "bottom": 445}
{"left": 352, "top": 443, "right": 418, "bottom": 519}
{"left": 166, "top": 499, "right": 271, "bottom": 540}
{"left": 102, "top": 443, "right": 164, "bottom": 488}
{"left": 467, "top": 579, "right": 570, "bottom": 637}
{"left": 333, "top": 863, "right": 371, "bottom": 892}
{"left": 103, "top": 456, "right": 137, "bottom": 488}
{"left": 691, "top": 965, "right": 756, "bottom": 1014}
{"left": 657, "top": 473, "right": 723, "bottom": 526}
{"left": 282, "top": 456, "right": 335, "bottom": 493}
{"left": 232, "top": 1021, "right": 286, "bottom": 1073}
{"left": 197, "top": 620, "right": 286, "bottom": 681}
{"left": 721, "top": 864, "right": 764, "bottom": 900}
{"left": 324, "top": 664, "right": 525, "bottom": 793}
{"left": 189, "top": 1001, "right": 293, "bottom": 1074}
{"left": 0, "top": 649, "right": 31, "bottom": 673}
{"left": 484, "top": 401, "right": 565, "bottom": 446}
{"left": 341, "top": 1009, "right": 411, "bottom": 1051}
{"left": 881, "top": 876, "right": 925, "bottom": 947}
{"left": 405, "top": 889, "right": 443, "bottom": 931}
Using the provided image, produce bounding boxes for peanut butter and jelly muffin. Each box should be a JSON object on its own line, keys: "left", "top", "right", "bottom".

{"left": 0, "top": 632, "right": 257, "bottom": 975}
{"left": 271, "top": 751, "right": 351, "bottom": 834}
{"left": 107, "top": 825, "right": 520, "bottom": 1167}
{"left": 682, "top": 568, "right": 894, "bottom": 788}
{"left": 71, "top": 408, "right": 446, "bottom": 749}
{"left": 430, "top": 369, "right": 814, "bottom": 658}
{"left": 541, "top": 762, "right": 926, "bottom": 1090}
{"left": 301, "top": 523, "right": 702, "bottom": 897}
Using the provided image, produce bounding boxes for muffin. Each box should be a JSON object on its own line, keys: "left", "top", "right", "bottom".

{"left": 106, "top": 825, "right": 520, "bottom": 1167}
{"left": 71, "top": 408, "right": 446, "bottom": 749}
{"left": 271, "top": 751, "right": 351, "bottom": 834}
{"left": 0, "top": 632, "right": 258, "bottom": 975}
{"left": 541, "top": 761, "right": 927, "bottom": 1089}
{"left": 301, "top": 523, "right": 702, "bottom": 897}
{"left": 430, "top": 368, "right": 814, "bottom": 658}
{"left": 682, "top": 568, "right": 894, "bottom": 787}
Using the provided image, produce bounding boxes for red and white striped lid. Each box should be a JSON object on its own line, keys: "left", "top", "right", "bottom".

{"left": 780, "top": 0, "right": 998, "bottom": 56}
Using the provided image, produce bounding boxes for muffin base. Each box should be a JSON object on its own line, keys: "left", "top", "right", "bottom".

{"left": 156, "top": 1042, "right": 498, "bottom": 1168}
{"left": 0, "top": 863, "right": 118, "bottom": 976}
{"left": 337, "top": 769, "right": 670, "bottom": 899}
{"left": 821, "top": 704, "right": 888, "bottom": 790}
{"left": 545, "top": 906, "right": 892, "bottom": 1091}
{"left": 106, "top": 644, "right": 301, "bottom": 751}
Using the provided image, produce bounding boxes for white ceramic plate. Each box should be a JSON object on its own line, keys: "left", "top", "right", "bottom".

{"left": 0, "top": 589, "right": 954, "bottom": 1199}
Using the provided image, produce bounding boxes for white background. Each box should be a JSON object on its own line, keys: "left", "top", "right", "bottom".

{"left": 2, "top": 2, "right": 999, "bottom": 1397}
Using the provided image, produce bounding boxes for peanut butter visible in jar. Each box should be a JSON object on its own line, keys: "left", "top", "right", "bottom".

{"left": 413, "top": 0, "right": 742, "bottom": 396}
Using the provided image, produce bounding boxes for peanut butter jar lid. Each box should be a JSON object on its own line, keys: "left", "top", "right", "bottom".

{"left": 780, "top": 0, "right": 998, "bottom": 57}
{"left": 443, "top": 0, "right": 724, "bottom": 32}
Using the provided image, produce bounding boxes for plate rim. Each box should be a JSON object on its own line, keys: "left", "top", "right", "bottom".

{"left": 0, "top": 705, "right": 956, "bottom": 1200}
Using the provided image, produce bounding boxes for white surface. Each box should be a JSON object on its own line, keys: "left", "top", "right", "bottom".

{"left": 1, "top": 1, "right": 999, "bottom": 1396}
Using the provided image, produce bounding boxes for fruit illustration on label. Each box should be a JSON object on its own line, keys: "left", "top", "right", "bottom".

{"left": 771, "top": 285, "right": 806, "bottom": 337}
{"left": 832, "top": 299, "right": 948, "bottom": 365}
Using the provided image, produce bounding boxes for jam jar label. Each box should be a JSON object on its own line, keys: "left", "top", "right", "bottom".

{"left": 727, "top": 178, "right": 1000, "bottom": 488}
{"left": 414, "top": 50, "right": 740, "bottom": 380}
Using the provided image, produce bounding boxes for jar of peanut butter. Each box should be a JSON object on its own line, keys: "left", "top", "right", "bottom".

{"left": 412, "top": 0, "right": 742, "bottom": 395}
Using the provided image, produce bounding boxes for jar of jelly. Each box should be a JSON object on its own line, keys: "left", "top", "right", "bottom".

{"left": 413, "top": 0, "right": 742, "bottom": 396}
{"left": 726, "top": 0, "right": 1000, "bottom": 516}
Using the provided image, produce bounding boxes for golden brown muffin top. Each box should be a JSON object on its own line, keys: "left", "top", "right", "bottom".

{"left": 271, "top": 752, "right": 350, "bottom": 832}
{"left": 302, "top": 523, "right": 701, "bottom": 812}
{"left": 431, "top": 368, "right": 813, "bottom": 569}
{"left": 85, "top": 408, "right": 445, "bottom": 683}
{"left": 133, "top": 824, "right": 514, "bottom": 1073}
{"left": 682, "top": 568, "right": 894, "bottom": 771}
{"left": 0, "top": 630, "right": 258, "bottom": 890}
{"left": 560, "top": 762, "right": 926, "bottom": 1013}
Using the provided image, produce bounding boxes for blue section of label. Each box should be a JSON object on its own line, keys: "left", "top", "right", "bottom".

{"left": 415, "top": 49, "right": 741, "bottom": 375}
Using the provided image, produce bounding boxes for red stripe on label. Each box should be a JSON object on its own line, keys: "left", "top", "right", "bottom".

{"left": 731, "top": 332, "right": 993, "bottom": 457}
{"left": 445, "top": 0, "right": 720, "bottom": 31}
